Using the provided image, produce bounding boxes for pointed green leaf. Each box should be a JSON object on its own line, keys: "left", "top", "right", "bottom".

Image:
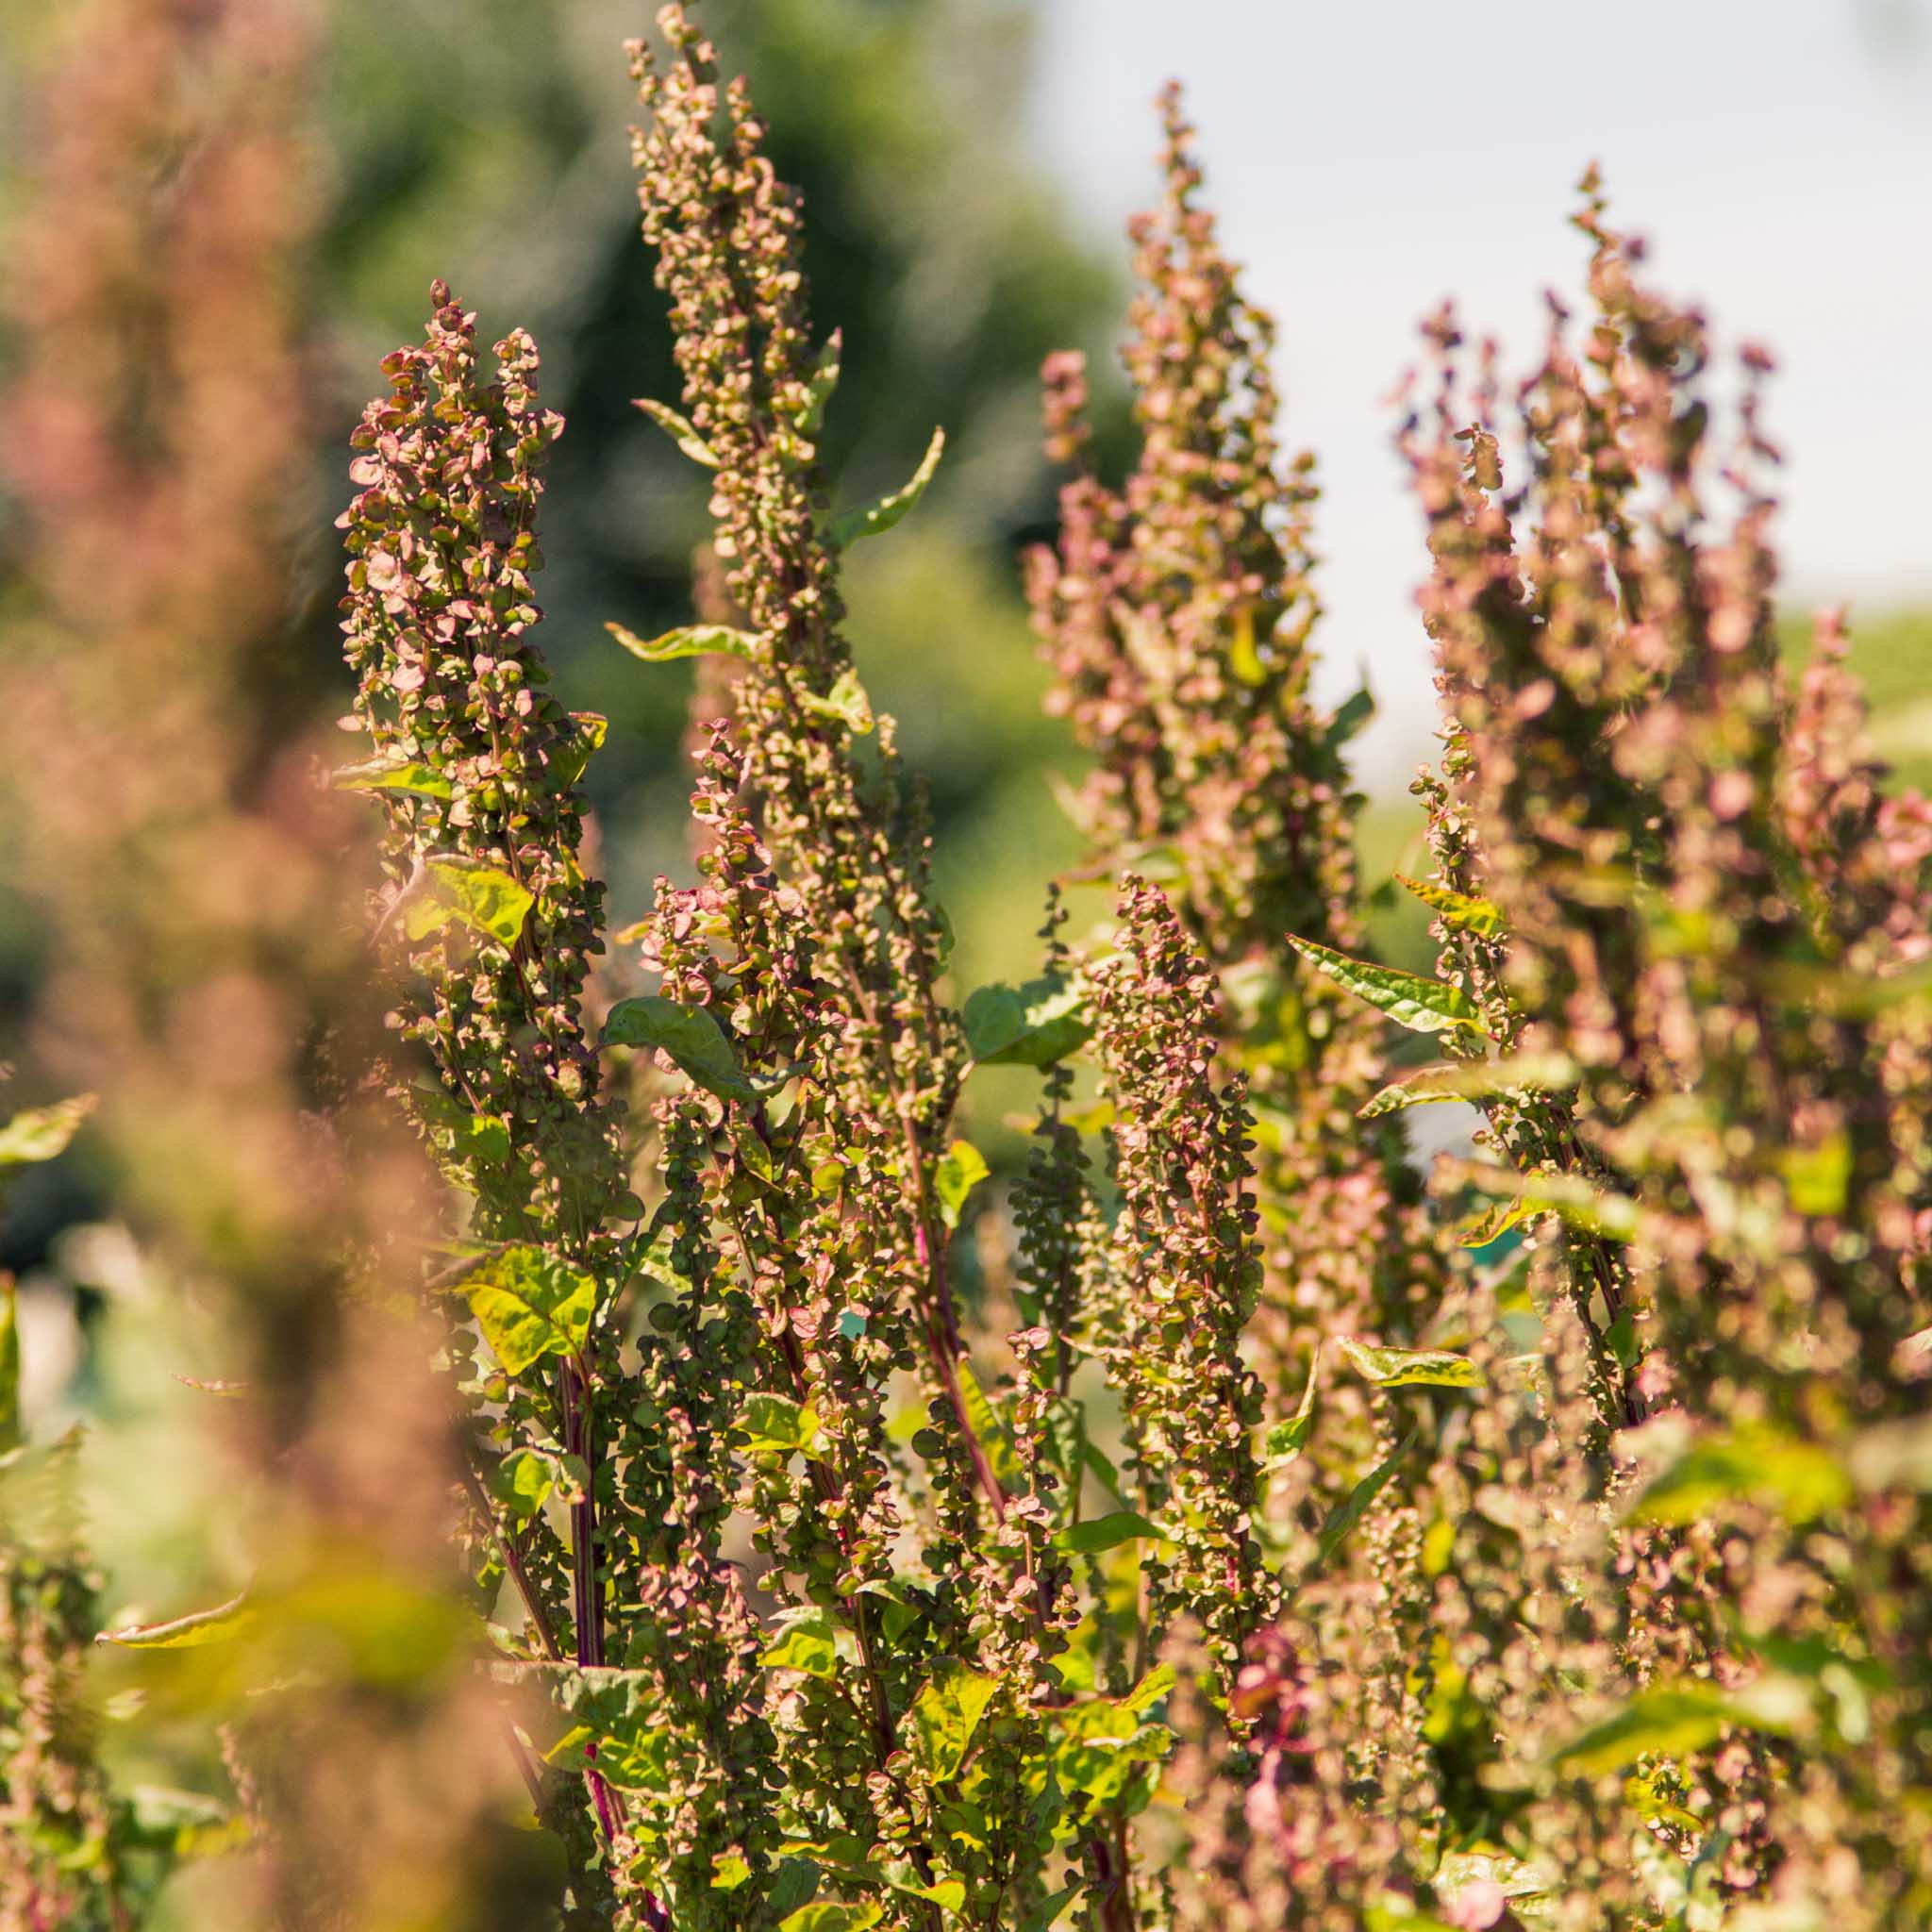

{"left": 98, "top": 1588, "right": 255, "bottom": 1650}
{"left": 962, "top": 974, "right": 1092, "bottom": 1067}
{"left": 1286, "top": 934, "right": 1488, "bottom": 1038}
{"left": 1358, "top": 1051, "right": 1577, "bottom": 1118}
{"left": 1455, "top": 1164, "right": 1644, "bottom": 1244}
{"left": 760, "top": 1607, "right": 840, "bottom": 1678}
{"left": 0, "top": 1094, "right": 96, "bottom": 1168}
{"left": 1314, "top": 1433, "right": 1414, "bottom": 1571}
{"left": 1051, "top": 1510, "right": 1161, "bottom": 1556}
{"left": 956, "top": 1360, "right": 1022, "bottom": 1488}
{"left": 488, "top": 1447, "right": 561, "bottom": 1520}
{"left": 798, "top": 330, "right": 841, "bottom": 433}
{"left": 1395, "top": 874, "right": 1507, "bottom": 941}
{"left": 331, "top": 755, "right": 453, "bottom": 801}
{"left": 608, "top": 620, "right": 758, "bottom": 664}
{"left": 935, "top": 1139, "right": 991, "bottom": 1230}
{"left": 460, "top": 1245, "right": 595, "bottom": 1376}
{"left": 710, "top": 1853, "right": 753, "bottom": 1891}
{"left": 0, "top": 1280, "right": 20, "bottom": 1454}
{"left": 1324, "top": 685, "right": 1375, "bottom": 748}
{"left": 602, "top": 996, "right": 763, "bottom": 1105}
{"left": 1335, "top": 1336, "right": 1484, "bottom": 1391}
{"left": 1260, "top": 1345, "right": 1320, "bottom": 1469}
{"left": 632, "top": 396, "right": 718, "bottom": 467}
{"left": 1023, "top": 1883, "right": 1083, "bottom": 1932}
{"left": 827, "top": 425, "right": 945, "bottom": 547}
{"left": 908, "top": 1659, "right": 999, "bottom": 1780}
{"left": 797, "top": 667, "right": 874, "bottom": 735}
{"left": 1118, "top": 1662, "right": 1177, "bottom": 1719}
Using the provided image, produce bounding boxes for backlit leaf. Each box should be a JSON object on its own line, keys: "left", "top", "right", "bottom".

{"left": 1335, "top": 1335, "right": 1483, "bottom": 1390}
{"left": 935, "top": 1139, "right": 990, "bottom": 1229}
{"left": 1260, "top": 1345, "right": 1320, "bottom": 1468}
{"left": 827, "top": 425, "right": 944, "bottom": 547}
{"left": 797, "top": 667, "right": 874, "bottom": 735}
{"left": 98, "top": 1588, "right": 255, "bottom": 1651}
{"left": 0, "top": 1093, "right": 96, "bottom": 1168}
{"left": 1632, "top": 1423, "right": 1852, "bottom": 1526}
{"left": 550, "top": 712, "right": 608, "bottom": 789}
{"left": 632, "top": 396, "right": 718, "bottom": 466}
{"left": 1286, "top": 935, "right": 1488, "bottom": 1038}
{"left": 402, "top": 859, "right": 533, "bottom": 946}
{"left": 1551, "top": 1681, "right": 1799, "bottom": 1776}
{"left": 1358, "top": 1051, "right": 1577, "bottom": 1118}
{"left": 909, "top": 1659, "right": 999, "bottom": 1780}
{"left": 1315, "top": 1433, "right": 1414, "bottom": 1571}
{"left": 331, "top": 755, "right": 452, "bottom": 801}
{"left": 608, "top": 620, "right": 758, "bottom": 664}
{"left": 1395, "top": 874, "right": 1507, "bottom": 940}
{"left": 760, "top": 1607, "right": 839, "bottom": 1678}
{"left": 0, "top": 1281, "right": 19, "bottom": 1454}
{"left": 460, "top": 1245, "right": 595, "bottom": 1375}
{"left": 778, "top": 1906, "right": 882, "bottom": 1932}
{"left": 737, "top": 1391, "right": 824, "bottom": 1457}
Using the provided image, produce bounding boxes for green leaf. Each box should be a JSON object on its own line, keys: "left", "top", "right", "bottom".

{"left": 402, "top": 859, "right": 533, "bottom": 946}
{"left": 607, "top": 620, "right": 758, "bottom": 664}
{"left": 550, "top": 712, "right": 608, "bottom": 790}
{"left": 1632, "top": 1423, "right": 1852, "bottom": 1527}
{"left": 955, "top": 1360, "right": 1021, "bottom": 1488}
{"left": 1358, "top": 1051, "right": 1577, "bottom": 1119}
{"left": 710, "top": 1853, "right": 752, "bottom": 1891}
{"left": 1052, "top": 1510, "right": 1160, "bottom": 1556}
{"left": 331, "top": 754, "right": 453, "bottom": 801}
{"left": 1551, "top": 1681, "right": 1799, "bottom": 1776}
{"left": 1335, "top": 1335, "right": 1483, "bottom": 1391}
{"left": 0, "top": 1280, "right": 20, "bottom": 1454}
{"left": 1454, "top": 1163, "right": 1644, "bottom": 1245}
{"left": 98, "top": 1588, "right": 255, "bottom": 1650}
{"left": 461, "top": 1246, "right": 595, "bottom": 1376}
{"left": 1395, "top": 874, "right": 1507, "bottom": 941}
{"left": 632, "top": 396, "right": 719, "bottom": 467}
{"left": 1324, "top": 684, "right": 1376, "bottom": 748}
{"left": 796, "top": 667, "right": 874, "bottom": 735}
{"left": 0, "top": 1094, "right": 95, "bottom": 1168}
{"left": 1314, "top": 1433, "right": 1413, "bottom": 1571}
{"left": 962, "top": 974, "right": 1092, "bottom": 1067}
{"left": 935, "top": 1139, "right": 990, "bottom": 1230}
{"left": 1118, "top": 1662, "right": 1177, "bottom": 1720}
{"left": 1286, "top": 935, "right": 1488, "bottom": 1038}
{"left": 737, "top": 1391, "right": 824, "bottom": 1457}
{"left": 602, "top": 996, "right": 763, "bottom": 1105}
{"left": 797, "top": 330, "right": 841, "bottom": 433}
{"left": 884, "top": 1872, "right": 967, "bottom": 1910}
{"left": 1260, "top": 1346, "right": 1320, "bottom": 1469}
{"left": 1022, "top": 1882, "right": 1083, "bottom": 1931}
{"left": 760, "top": 1607, "right": 840, "bottom": 1678}
{"left": 909, "top": 1660, "right": 999, "bottom": 1781}
{"left": 1776, "top": 1130, "right": 1853, "bottom": 1217}
{"left": 827, "top": 425, "right": 944, "bottom": 547}
{"left": 778, "top": 1906, "right": 882, "bottom": 1932}
{"left": 487, "top": 1448, "right": 559, "bottom": 1520}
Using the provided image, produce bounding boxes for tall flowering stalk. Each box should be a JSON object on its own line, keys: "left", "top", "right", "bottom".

{"left": 1024, "top": 91, "right": 1444, "bottom": 1393}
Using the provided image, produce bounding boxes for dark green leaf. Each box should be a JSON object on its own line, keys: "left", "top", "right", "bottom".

{"left": 1052, "top": 1510, "right": 1161, "bottom": 1556}
{"left": 602, "top": 996, "right": 763, "bottom": 1105}
{"left": 962, "top": 974, "right": 1092, "bottom": 1067}
{"left": 1324, "top": 685, "right": 1375, "bottom": 748}
{"left": 550, "top": 712, "right": 608, "bottom": 789}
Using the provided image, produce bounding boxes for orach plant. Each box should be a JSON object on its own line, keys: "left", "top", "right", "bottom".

{"left": 5, "top": 3, "right": 1929, "bottom": 1929}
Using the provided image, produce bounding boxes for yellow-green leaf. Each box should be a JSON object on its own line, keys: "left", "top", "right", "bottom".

{"left": 331, "top": 755, "right": 453, "bottom": 801}
{"left": 608, "top": 620, "right": 758, "bottom": 664}
{"left": 779, "top": 1906, "right": 882, "bottom": 1932}
{"left": 1551, "top": 1680, "right": 1800, "bottom": 1776}
{"left": 98, "top": 1588, "right": 255, "bottom": 1651}
{"left": 1395, "top": 874, "right": 1507, "bottom": 940}
{"left": 737, "top": 1391, "right": 824, "bottom": 1457}
{"left": 0, "top": 1093, "right": 96, "bottom": 1168}
{"left": 1286, "top": 935, "right": 1488, "bottom": 1038}
{"left": 935, "top": 1139, "right": 990, "bottom": 1230}
{"left": 460, "top": 1246, "right": 595, "bottom": 1376}
{"left": 760, "top": 1607, "right": 840, "bottom": 1678}
{"left": 796, "top": 667, "right": 874, "bottom": 735}
{"left": 603, "top": 996, "right": 763, "bottom": 1105}
{"left": 909, "top": 1659, "right": 999, "bottom": 1781}
{"left": 402, "top": 859, "right": 533, "bottom": 946}
{"left": 632, "top": 395, "right": 718, "bottom": 466}
{"left": 1632, "top": 1423, "right": 1852, "bottom": 1526}
{"left": 1335, "top": 1336, "right": 1483, "bottom": 1391}
{"left": 1051, "top": 1510, "right": 1161, "bottom": 1556}
{"left": 1358, "top": 1051, "right": 1577, "bottom": 1119}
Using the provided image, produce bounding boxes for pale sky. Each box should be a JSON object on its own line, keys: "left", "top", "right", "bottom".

{"left": 1023, "top": 0, "right": 1932, "bottom": 779}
